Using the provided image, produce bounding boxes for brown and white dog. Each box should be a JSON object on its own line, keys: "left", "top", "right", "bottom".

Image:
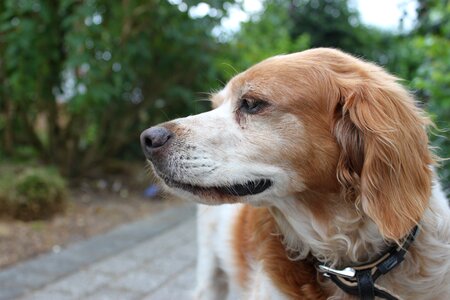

{"left": 141, "top": 48, "right": 450, "bottom": 299}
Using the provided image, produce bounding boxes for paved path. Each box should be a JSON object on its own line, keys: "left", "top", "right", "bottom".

{"left": 0, "top": 204, "right": 197, "bottom": 300}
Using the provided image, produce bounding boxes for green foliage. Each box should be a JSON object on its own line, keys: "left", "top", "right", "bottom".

{"left": 219, "top": 1, "right": 310, "bottom": 73}
{"left": 0, "top": 0, "right": 233, "bottom": 176}
{"left": 411, "top": 0, "right": 450, "bottom": 195}
{"left": 0, "top": 167, "right": 68, "bottom": 221}
{"left": 289, "top": 0, "right": 371, "bottom": 55}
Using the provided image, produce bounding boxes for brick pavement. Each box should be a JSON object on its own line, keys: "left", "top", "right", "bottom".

{"left": 0, "top": 204, "right": 197, "bottom": 300}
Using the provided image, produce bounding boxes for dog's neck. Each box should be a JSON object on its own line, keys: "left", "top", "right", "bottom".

{"left": 270, "top": 184, "right": 450, "bottom": 299}
{"left": 270, "top": 191, "right": 389, "bottom": 267}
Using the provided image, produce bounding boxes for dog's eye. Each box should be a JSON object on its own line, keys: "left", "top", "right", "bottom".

{"left": 239, "top": 99, "right": 268, "bottom": 114}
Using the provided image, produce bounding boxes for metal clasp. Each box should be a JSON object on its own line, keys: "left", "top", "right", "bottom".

{"left": 316, "top": 264, "right": 356, "bottom": 279}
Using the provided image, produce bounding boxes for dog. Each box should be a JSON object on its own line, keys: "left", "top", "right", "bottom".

{"left": 141, "top": 48, "right": 450, "bottom": 299}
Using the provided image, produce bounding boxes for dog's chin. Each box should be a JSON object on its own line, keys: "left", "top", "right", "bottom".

{"left": 155, "top": 172, "right": 272, "bottom": 204}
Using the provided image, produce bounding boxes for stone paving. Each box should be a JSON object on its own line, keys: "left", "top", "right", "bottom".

{"left": 0, "top": 204, "right": 197, "bottom": 300}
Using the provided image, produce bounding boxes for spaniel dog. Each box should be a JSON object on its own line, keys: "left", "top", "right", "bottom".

{"left": 141, "top": 48, "right": 450, "bottom": 299}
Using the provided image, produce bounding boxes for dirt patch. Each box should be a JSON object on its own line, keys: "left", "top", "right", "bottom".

{"left": 0, "top": 190, "right": 183, "bottom": 269}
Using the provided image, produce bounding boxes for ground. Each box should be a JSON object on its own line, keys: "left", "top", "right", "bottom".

{"left": 0, "top": 190, "right": 182, "bottom": 269}
{"left": 0, "top": 204, "right": 197, "bottom": 300}
{"left": 0, "top": 163, "right": 182, "bottom": 269}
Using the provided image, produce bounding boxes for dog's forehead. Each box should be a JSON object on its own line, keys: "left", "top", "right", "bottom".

{"left": 215, "top": 48, "right": 360, "bottom": 102}
{"left": 211, "top": 51, "right": 333, "bottom": 109}
{"left": 232, "top": 58, "right": 289, "bottom": 89}
{"left": 212, "top": 66, "right": 281, "bottom": 105}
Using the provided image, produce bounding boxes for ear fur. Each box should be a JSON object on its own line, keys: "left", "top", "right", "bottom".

{"left": 334, "top": 69, "right": 433, "bottom": 242}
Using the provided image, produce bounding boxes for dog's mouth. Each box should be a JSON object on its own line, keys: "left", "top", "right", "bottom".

{"left": 158, "top": 173, "right": 272, "bottom": 197}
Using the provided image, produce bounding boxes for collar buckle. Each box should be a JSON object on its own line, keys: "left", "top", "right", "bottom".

{"left": 316, "top": 264, "right": 356, "bottom": 279}
{"left": 314, "top": 225, "right": 420, "bottom": 300}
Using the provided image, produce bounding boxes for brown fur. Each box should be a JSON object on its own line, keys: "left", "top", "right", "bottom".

{"left": 329, "top": 53, "right": 433, "bottom": 241}
{"left": 232, "top": 205, "right": 329, "bottom": 300}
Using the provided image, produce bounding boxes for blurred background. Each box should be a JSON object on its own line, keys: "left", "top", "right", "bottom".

{"left": 0, "top": 0, "right": 448, "bottom": 269}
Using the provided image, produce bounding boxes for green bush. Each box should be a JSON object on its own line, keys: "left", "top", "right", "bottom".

{"left": 0, "top": 167, "right": 68, "bottom": 221}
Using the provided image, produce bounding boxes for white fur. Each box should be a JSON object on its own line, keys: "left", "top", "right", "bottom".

{"left": 162, "top": 98, "right": 304, "bottom": 207}
{"left": 194, "top": 204, "right": 244, "bottom": 300}
{"left": 246, "top": 263, "right": 289, "bottom": 300}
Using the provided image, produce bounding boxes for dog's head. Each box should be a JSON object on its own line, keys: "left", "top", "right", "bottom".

{"left": 141, "top": 48, "right": 433, "bottom": 241}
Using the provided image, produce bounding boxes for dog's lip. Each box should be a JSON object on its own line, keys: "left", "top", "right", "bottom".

{"left": 157, "top": 172, "right": 272, "bottom": 197}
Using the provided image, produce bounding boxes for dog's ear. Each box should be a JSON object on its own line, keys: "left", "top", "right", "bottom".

{"left": 333, "top": 72, "right": 433, "bottom": 242}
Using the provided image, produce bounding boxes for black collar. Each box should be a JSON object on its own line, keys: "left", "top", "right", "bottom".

{"left": 316, "top": 225, "right": 419, "bottom": 300}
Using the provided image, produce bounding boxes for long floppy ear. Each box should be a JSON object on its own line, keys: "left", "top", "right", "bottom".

{"left": 334, "top": 71, "right": 433, "bottom": 242}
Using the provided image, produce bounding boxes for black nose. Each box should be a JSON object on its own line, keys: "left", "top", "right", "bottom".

{"left": 140, "top": 127, "right": 174, "bottom": 157}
